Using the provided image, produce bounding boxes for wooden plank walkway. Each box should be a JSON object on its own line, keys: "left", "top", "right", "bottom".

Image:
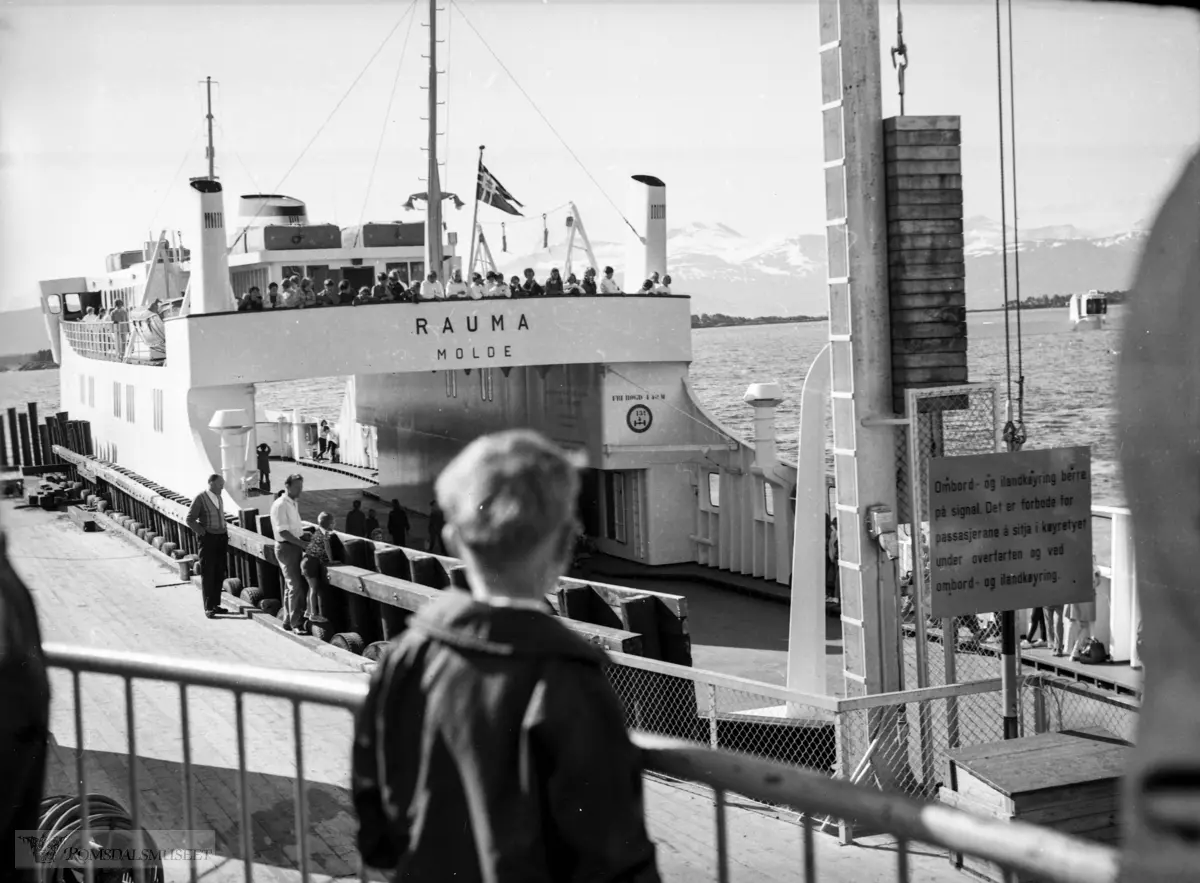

{"left": 2, "top": 500, "right": 968, "bottom": 882}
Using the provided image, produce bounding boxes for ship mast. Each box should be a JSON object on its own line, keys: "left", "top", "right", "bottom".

{"left": 425, "top": 0, "right": 444, "bottom": 279}
{"left": 204, "top": 75, "right": 216, "bottom": 181}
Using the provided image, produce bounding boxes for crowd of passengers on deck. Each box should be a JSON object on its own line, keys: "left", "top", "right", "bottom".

{"left": 235, "top": 266, "right": 674, "bottom": 311}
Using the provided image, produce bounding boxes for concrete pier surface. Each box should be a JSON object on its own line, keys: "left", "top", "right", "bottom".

{"left": 1, "top": 497, "right": 970, "bottom": 882}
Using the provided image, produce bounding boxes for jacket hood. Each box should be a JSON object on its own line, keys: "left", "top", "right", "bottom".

{"left": 409, "top": 591, "right": 608, "bottom": 665}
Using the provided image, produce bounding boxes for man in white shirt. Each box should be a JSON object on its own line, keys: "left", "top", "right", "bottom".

{"left": 446, "top": 269, "right": 470, "bottom": 299}
{"left": 270, "top": 473, "right": 310, "bottom": 634}
{"left": 468, "top": 273, "right": 486, "bottom": 300}
{"left": 658, "top": 274, "right": 672, "bottom": 295}
{"left": 599, "top": 266, "right": 622, "bottom": 295}
{"left": 420, "top": 272, "right": 446, "bottom": 300}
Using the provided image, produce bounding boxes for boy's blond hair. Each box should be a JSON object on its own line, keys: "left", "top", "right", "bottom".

{"left": 435, "top": 431, "right": 585, "bottom": 569}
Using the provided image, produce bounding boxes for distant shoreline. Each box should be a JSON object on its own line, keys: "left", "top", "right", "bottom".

{"left": 692, "top": 315, "right": 827, "bottom": 329}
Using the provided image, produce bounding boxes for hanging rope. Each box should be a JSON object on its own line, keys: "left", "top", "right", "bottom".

{"left": 229, "top": 0, "right": 418, "bottom": 250}
{"left": 890, "top": 0, "right": 910, "bottom": 114}
{"left": 354, "top": 5, "right": 418, "bottom": 246}
{"left": 501, "top": 222, "right": 507, "bottom": 252}
{"left": 542, "top": 213, "right": 549, "bottom": 249}
{"left": 450, "top": 0, "right": 645, "bottom": 244}
{"left": 994, "top": 0, "right": 1019, "bottom": 453}
{"left": 1007, "top": 0, "right": 1027, "bottom": 447}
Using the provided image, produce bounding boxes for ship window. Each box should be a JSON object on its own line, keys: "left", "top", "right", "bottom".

{"left": 1086, "top": 299, "right": 1103, "bottom": 316}
{"left": 87, "top": 377, "right": 94, "bottom": 408}
{"left": 764, "top": 481, "right": 775, "bottom": 517}
{"left": 708, "top": 472, "right": 720, "bottom": 508}
{"left": 79, "top": 375, "right": 85, "bottom": 404}
{"left": 282, "top": 265, "right": 302, "bottom": 280}
{"left": 46, "top": 295, "right": 62, "bottom": 315}
{"left": 112, "top": 382, "right": 121, "bottom": 419}
{"left": 604, "top": 472, "right": 627, "bottom": 544}
{"left": 126, "top": 385, "right": 136, "bottom": 424}
{"left": 64, "top": 294, "right": 82, "bottom": 314}
{"left": 153, "top": 390, "right": 164, "bottom": 433}
{"left": 409, "top": 261, "right": 425, "bottom": 282}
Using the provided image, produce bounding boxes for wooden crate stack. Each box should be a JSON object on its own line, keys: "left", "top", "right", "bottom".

{"left": 940, "top": 727, "right": 1126, "bottom": 883}
{"left": 884, "top": 116, "right": 968, "bottom": 415}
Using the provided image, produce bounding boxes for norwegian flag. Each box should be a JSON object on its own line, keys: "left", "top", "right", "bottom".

{"left": 477, "top": 162, "right": 524, "bottom": 216}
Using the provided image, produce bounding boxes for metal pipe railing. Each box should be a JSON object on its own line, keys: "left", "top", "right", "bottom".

{"left": 42, "top": 643, "right": 1126, "bottom": 883}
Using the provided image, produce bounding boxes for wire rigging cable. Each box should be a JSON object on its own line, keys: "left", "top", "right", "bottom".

{"left": 994, "top": 0, "right": 1017, "bottom": 452}
{"left": 355, "top": 6, "right": 419, "bottom": 246}
{"left": 146, "top": 122, "right": 205, "bottom": 236}
{"left": 450, "top": 0, "right": 645, "bottom": 244}
{"left": 213, "top": 118, "right": 263, "bottom": 194}
{"left": 229, "top": 0, "right": 419, "bottom": 250}
{"left": 1006, "top": 0, "right": 1027, "bottom": 446}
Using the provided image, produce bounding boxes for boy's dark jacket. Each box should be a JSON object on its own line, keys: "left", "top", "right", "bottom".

{"left": 352, "top": 591, "right": 661, "bottom": 882}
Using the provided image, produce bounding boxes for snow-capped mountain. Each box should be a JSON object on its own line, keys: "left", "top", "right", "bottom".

{"left": 489, "top": 216, "right": 1147, "bottom": 316}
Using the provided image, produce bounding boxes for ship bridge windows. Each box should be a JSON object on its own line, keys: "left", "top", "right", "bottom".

{"left": 1086, "top": 298, "right": 1107, "bottom": 316}
{"left": 46, "top": 295, "right": 62, "bottom": 315}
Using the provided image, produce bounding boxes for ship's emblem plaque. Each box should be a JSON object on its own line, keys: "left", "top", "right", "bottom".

{"left": 627, "top": 404, "right": 653, "bottom": 434}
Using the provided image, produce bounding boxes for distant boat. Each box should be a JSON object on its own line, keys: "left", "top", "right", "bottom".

{"left": 1069, "top": 289, "right": 1107, "bottom": 331}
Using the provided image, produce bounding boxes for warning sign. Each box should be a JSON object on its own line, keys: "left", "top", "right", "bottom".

{"left": 928, "top": 446, "right": 1093, "bottom": 618}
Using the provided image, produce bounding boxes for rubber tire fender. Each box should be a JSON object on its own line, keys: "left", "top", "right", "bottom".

{"left": 331, "top": 632, "right": 365, "bottom": 655}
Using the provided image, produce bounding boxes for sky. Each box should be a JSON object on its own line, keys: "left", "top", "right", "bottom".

{"left": 0, "top": 0, "right": 1196, "bottom": 314}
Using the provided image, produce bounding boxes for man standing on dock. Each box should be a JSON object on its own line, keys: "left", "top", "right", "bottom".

{"left": 186, "top": 474, "right": 230, "bottom": 619}
{"left": 353, "top": 430, "right": 661, "bottom": 882}
{"left": 271, "top": 473, "right": 310, "bottom": 634}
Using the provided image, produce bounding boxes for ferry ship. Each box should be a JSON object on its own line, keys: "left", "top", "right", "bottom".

{"left": 1069, "top": 288, "right": 1108, "bottom": 331}
{"left": 34, "top": 75, "right": 818, "bottom": 595}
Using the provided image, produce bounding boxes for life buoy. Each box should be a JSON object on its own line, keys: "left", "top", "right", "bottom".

{"left": 291, "top": 234, "right": 303, "bottom": 245}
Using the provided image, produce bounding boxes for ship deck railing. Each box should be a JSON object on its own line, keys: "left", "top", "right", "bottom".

{"left": 61, "top": 320, "right": 164, "bottom": 366}
{"left": 42, "top": 642, "right": 1123, "bottom": 883}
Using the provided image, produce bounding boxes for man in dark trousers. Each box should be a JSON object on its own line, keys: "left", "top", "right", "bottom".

{"left": 427, "top": 499, "right": 446, "bottom": 554}
{"left": 387, "top": 499, "right": 410, "bottom": 547}
{"left": 256, "top": 443, "right": 272, "bottom": 494}
{"left": 0, "top": 519, "right": 51, "bottom": 882}
{"left": 186, "top": 473, "right": 230, "bottom": 619}
{"left": 352, "top": 430, "right": 660, "bottom": 882}
{"left": 345, "top": 499, "right": 367, "bottom": 537}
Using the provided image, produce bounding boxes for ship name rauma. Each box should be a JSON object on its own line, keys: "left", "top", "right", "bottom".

{"left": 414, "top": 313, "right": 531, "bottom": 335}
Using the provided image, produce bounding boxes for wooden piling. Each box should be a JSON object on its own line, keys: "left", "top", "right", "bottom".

{"left": 27, "top": 402, "right": 42, "bottom": 465}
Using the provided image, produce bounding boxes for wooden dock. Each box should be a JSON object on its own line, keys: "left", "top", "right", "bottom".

{"left": 3, "top": 499, "right": 972, "bottom": 882}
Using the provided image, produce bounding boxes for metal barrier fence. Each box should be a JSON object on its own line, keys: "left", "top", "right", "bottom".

{"left": 60, "top": 322, "right": 131, "bottom": 363}
{"left": 41, "top": 643, "right": 1123, "bottom": 883}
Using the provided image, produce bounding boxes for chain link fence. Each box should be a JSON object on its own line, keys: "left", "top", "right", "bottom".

{"left": 604, "top": 655, "right": 839, "bottom": 782}
{"left": 897, "top": 384, "right": 1004, "bottom": 692}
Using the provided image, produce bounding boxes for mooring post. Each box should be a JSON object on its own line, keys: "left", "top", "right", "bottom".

{"left": 6, "top": 409, "right": 18, "bottom": 468}
{"left": 17, "top": 413, "right": 32, "bottom": 468}
{"left": 27, "top": 402, "right": 41, "bottom": 465}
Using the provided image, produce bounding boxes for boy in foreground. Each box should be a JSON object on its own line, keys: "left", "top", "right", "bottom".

{"left": 352, "top": 430, "right": 661, "bottom": 882}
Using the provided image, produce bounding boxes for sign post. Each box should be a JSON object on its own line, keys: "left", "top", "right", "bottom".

{"left": 929, "top": 446, "right": 1093, "bottom": 738}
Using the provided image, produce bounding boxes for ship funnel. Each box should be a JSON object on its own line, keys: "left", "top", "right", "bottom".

{"left": 187, "top": 178, "right": 236, "bottom": 315}
{"left": 625, "top": 174, "right": 667, "bottom": 291}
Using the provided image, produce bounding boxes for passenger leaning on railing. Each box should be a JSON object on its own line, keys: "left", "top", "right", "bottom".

{"left": 520, "top": 267, "right": 544, "bottom": 297}
{"left": 352, "top": 430, "right": 662, "bottom": 882}
{"left": 600, "top": 266, "right": 622, "bottom": 295}
{"left": 469, "top": 273, "right": 486, "bottom": 300}
{"left": 564, "top": 272, "right": 583, "bottom": 295}
{"left": 446, "top": 269, "right": 470, "bottom": 299}
{"left": 582, "top": 267, "right": 598, "bottom": 296}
